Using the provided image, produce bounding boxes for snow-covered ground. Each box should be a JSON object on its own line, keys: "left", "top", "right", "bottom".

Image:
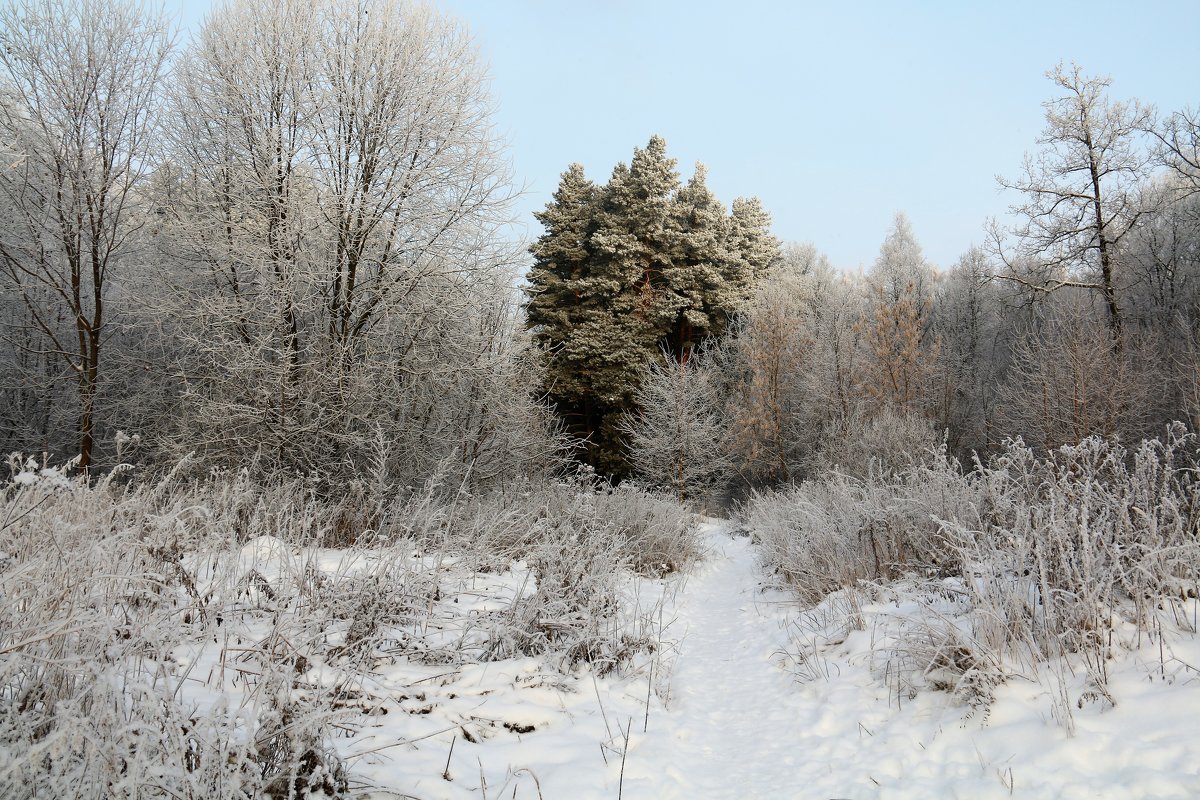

{"left": 14, "top": 499, "right": 1194, "bottom": 798}
{"left": 627, "top": 524, "right": 1200, "bottom": 799}
{"left": 347, "top": 521, "right": 1200, "bottom": 798}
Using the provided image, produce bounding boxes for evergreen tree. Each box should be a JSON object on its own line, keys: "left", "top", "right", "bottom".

{"left": 726, "top": 197, "right": 779, "bottom": 295}
{"left": 526, "top": 163, "right": 602, "bottom": 404}
{"left": 663, "top": 164, "right": 733, "bottom": 358}
{"left": 525, "top": 136, "right": 778, "bottom": 477}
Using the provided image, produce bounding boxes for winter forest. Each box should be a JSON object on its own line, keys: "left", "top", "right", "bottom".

{"left": 1, "top": 0, "right": 1199, "bottom": 797}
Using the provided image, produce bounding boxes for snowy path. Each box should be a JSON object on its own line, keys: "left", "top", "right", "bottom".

{"left": 357, "top": 520, "right": 1200, "bottom": 798}
{"left": 620, "top": 522, "right": 848, "bottom": 799}
{"left": 617, "top": 522, "right": 1200, "bottom": 800}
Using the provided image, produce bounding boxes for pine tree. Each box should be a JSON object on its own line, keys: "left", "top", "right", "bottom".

{"left": 726, "top": 197, "right": 779, "bottom": 294}
{"left": 525, "top": 136, "right": 778, "bottom": 477}
{"left": 661, "top": 164, "right": 738, "bottom": 359}
{"left": 526, "top": 163, "right": 602, "bottom": 404}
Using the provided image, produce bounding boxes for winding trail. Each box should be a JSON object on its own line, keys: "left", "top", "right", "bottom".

{"left": 619, "top": 522, "right": 867, "bottom": 799}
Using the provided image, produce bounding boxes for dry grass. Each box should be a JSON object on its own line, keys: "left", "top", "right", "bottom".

{"left": 742, "top": 425, "right": 1200, "bottom": 728}
{"left": 0, "top": 460, "right": 698, "bottom": 797}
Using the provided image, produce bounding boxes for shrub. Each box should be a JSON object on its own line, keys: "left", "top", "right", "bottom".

{"left": 0, "top": 460, "right": 698, "bottom": 793}
{"left": 742, "top": 425, "right": 1200, "bottom": 724}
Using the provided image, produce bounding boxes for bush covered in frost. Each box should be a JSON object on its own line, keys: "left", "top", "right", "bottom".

{"left": 0, "top": 459, "right": 697, "bottom": 797}
{"left": 742, "top": 425, "right": 1200, "bottom": 724}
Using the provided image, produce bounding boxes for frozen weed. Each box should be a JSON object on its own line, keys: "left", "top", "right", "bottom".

{"left": 0, "top": 458, "right": 696, "bottom": 793}
{"left": 743, "top": 426, "right": 1200, "bottom": 729}
{"left": 742, "top": 448, "right": 966, "bottom": 604}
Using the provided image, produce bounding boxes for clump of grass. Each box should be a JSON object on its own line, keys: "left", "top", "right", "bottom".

{"left": 0, "top": 457, "right": 698, "bottom": 794}
{"left": 743, "top": 425, "right": 1200, "bottom": 729}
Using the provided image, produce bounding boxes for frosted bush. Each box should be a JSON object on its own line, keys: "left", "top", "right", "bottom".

{"left": 742, "top": 444, "right": 969, "bottom": 603}
{"left": 743, "top": 425, "right": 1200, "bottom": 723}
{"left": 814, "top": 407, "right": 943, "bottom": 481}
{"left": 0, "top": 461, "right": 697, "bottom": 793}
{"left": 386, "top": 478, "right": 696, "bottom": 667}
{"left": 951, "top": 426, "right": 1200, "bottom": 684}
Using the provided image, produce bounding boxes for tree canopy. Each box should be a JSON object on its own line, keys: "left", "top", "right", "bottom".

{"left": 525, "top": 136, "right": 779, "bottom": 477}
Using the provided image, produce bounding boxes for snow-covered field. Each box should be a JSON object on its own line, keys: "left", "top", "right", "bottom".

{"left": 197, "top": 535, "right": 672, "bottom": 799}
{"left": 4, "top": 469, "right": 1200, "bottom": 799}
{"left": 0, "top": 470, "right": 696, "bottom": 798}
{"left": 333, "top": 524, "right": 1200, "bottom": 798}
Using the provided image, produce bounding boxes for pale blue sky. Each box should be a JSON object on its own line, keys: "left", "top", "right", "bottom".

{"left": 163, "top": 0, "right": 1199, "bottom": 270}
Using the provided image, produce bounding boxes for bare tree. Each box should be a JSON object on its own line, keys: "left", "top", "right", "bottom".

{"left": 1122, "top": 184, "right": 1200, "bottom": 334}
{"left": 1150, "top": 106, "right": 1200, "bottom": 197}
{"left": 308, "top": 0, "right": 513, "bottom": 376}
{"left": 931, "top": 246, "right": 1005, "bottom": 455}
{"left": 1120, "top": 182, "right": 1200, "bottom": 432}
{"left": 993, "top": 62, "right": 1155, "bottom": 346}
{"left": 155, "top": 0, "right": 528, "bottom": 486}
{"left": 0, "top": 0, "right": 172, "bottom": 470}
{"left": 996, "top": 299, "right": 1156, "bottom": 450}
{"left": 713, "top": 244, "right": 874, "bottom": 489}
{"left": 724, "top": 251, "right": 817, "bottom": 486}
{"left": 801, "top": 270, "right": 865, "bottom": 468}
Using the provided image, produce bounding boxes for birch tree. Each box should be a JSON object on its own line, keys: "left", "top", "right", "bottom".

{"left": 0, "top": 0, "right": 172, "bottom": 470}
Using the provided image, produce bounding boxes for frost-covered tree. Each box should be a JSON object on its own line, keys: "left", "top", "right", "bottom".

{"left": 998, "top": 308, "right": 1140, "bottom": 450}
{"left": 662, "top": 164, "right": 735, "bottom": 358}
{"left": 152, "top": 0, "right": 551, "bottom": 488}
{"left": 526, "top": 161, "right": 654, "bottom": 474}
{"left": 993, "top": 62, "right": 1156, "bottom": 346}
{"left": 722, "top": 246, "right": 824, "bottom": 487}
{"left": 1122, "top": 184, "right": 1200, "bottom": 335}
{"left": 0, "top": 0, "right": 172, "bottom": 470}
{"left": 857, "top": 283, "right": 938, "bottom": 417}
{"left": 1120, "top": 183, "right": 1200, "bottom": 432}
{"left": 1151, "top": 106, "right": 1200, "bottom": 197}
{"left": 619, "top": 351, "right": 728, "bottom": 503}
{"left": 856, "top": 215, "right": 939, "bottom": 419}
{"left": 931, "top": 246, "right": 1005, "bottom": 455}
{"left": 526, "top": 136, "right": 778, "bottom": 477}
{"left": 872, "top": 212, "right": 934, "bottom": 305}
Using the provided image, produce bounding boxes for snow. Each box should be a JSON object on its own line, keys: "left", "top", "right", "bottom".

{"left": 622, "top": 526, "right": 821, "bottom": 798}
{"left": 366, "top": 522, "right": 1200, "bottom": 798}
{"left": 9, "top": 458, "right": 72, "bottom": 490}
{"left": 169, "top": 522, "right": 1200, "bottom": 797}
{"left": 623, "top": 523, "right": 1200, "bottom": 799}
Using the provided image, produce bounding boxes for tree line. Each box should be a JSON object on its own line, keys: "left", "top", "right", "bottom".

{"left": 0, "top": 0, "right": 1195, "bottom": 503}
{"left": 529, "top": 64, "right": 1199, "bottom": 501}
